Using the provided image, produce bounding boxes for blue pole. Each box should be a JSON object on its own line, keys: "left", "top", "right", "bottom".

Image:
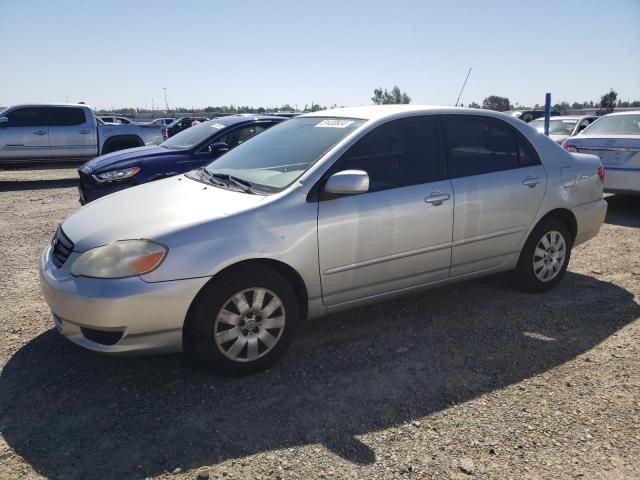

{"left": 544, "top": 93, "right": 551, "bottom": 136}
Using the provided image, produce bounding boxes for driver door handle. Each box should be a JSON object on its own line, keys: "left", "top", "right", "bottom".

{"left": 33, "top": 130, "right": 48, "bottom": 135}
{"left": 78, "top": 129, "right": 91, "bottom": 134}
{"left": 523, "top": 175, "right": 542, "bottom": 188}
{"left": 425, "top": 192, "right": 450, "bottom": 206}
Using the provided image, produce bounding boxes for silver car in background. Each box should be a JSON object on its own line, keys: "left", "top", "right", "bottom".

{"left": 39, "top": 106, "right": 607, "bottom": 375}
{"left": 563, "top": 111, "right": 640, "bottom": 194}
{"left": 529, "top": 115, "right": 598, "bottom": 144}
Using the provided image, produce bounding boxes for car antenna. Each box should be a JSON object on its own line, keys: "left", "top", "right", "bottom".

{"left": 454, "top": 67, "right": 472, "bottom": 107}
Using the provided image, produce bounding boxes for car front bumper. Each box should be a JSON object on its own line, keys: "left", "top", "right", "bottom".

{"left": 39, "top": 245, "right": 210, "bottom": 354}
{"left": 604, "top": 167, "right": 640, "bottom": 195}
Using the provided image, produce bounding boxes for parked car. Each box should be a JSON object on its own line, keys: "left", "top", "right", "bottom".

{"left": 98, "top": 115, "right": 133, "bottom": 125}
{"left": 529, "top": 115, "right": 598, "bottom": 143}
{"left": 562, "top": 111, "right": 640, "bottom": 194}
{"left": 77, "top": 115, "right": 286, "bottom": 204}
{"left": 507, "top": 110, "right": 561, "bottom": 123}
{"left": 144, "top": 117, "right": 175, "bottom": 127}
{"left": 0, "top": 104, "right": 164, "bottom": 166}
{"left": 39, "top": 106, "right": 607, "bottom": 375}
{"left": 162, "top": 117, "right": 210, "bottom": 139}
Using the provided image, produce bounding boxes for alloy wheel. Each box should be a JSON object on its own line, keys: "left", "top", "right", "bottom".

{"left": 213, "top": 288, "right": 286, "bottom": 362}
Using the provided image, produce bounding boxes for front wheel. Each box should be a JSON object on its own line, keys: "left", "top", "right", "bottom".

{"left": 514, "top": 218, "right": 572, "bottom": 293}
{"left": 183, "top": 264, "right": 299, "bottom": 375}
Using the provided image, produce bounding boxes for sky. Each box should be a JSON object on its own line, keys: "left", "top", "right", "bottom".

{"left": 1, "top": 0, "right": 639, "bottom": 110}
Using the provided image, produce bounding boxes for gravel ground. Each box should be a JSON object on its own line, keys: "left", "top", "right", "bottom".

{"left": 0, "top": 168, "right": 639, "bottom": 480}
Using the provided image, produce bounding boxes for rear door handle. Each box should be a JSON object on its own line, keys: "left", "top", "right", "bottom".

{"left": 78, "top": 129, "right": 91, "bottom": 134}
{"left": 33, "top": 130, "right": 48, "bottom": 135}
{"left": 425, "top": 192, "right": 450, "bottom": 206}
{"left": 522, "top": 175, "right": 542, "bottom": 188}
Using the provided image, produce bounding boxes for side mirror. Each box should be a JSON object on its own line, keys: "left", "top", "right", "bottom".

{"left": 0, "top": 117, "right": 8, "bottom": 127}
{"left": 324, "top": 170, "right": 369, "bottom": 195}
{"left": 211, "top": 142, "right": 230, "bottom": 155}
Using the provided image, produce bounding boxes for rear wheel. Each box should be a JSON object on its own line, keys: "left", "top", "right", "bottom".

{"left": 183, "top": 264, "right": 299, "bottom": 375}
{"left": 514, "top": 217, "right": 572, "bottom": 293}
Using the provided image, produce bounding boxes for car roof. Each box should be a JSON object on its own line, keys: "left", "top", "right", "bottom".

{"left": 530, "top": 115, "right": 595, "bottom": 121}
{"left": 4, "top": 103, "right": 93, "bottom": 109}
{"left": 300, "top": 105, "right": 524, "bottom": 122}
{"left": 202, "top": 115, "right": 287, "bottom": 127}
{"left": 603, "top": 110, "right": 640, "bottom": 117}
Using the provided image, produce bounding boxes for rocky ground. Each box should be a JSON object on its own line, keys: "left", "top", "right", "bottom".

{"left": 0, "top": 168, "right": 638, "bottom": 480}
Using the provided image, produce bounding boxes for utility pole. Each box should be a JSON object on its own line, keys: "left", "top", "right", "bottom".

{"left": 163, "top": 87, "right": 168, "bottom": 111}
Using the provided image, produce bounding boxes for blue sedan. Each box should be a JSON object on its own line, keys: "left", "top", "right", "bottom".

{"left": 78, "top": 115, "right": 286, "bottom": 204}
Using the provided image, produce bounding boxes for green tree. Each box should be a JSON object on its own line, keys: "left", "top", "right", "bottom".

{"left": 372, "top": 85, "right": 411, "bottom": 105}
{"left": 597, "top": 89, "right": 618, "bottom": 115}
{"left": 482, "top": 95, "right": 512, "bottom": 112}
{"left": 468, "top": 101, "right": 481, "bottom": 109}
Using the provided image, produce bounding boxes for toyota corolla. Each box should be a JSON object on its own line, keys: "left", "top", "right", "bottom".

{"left": 39, "top": 106, "right": 607, "bottom": 375}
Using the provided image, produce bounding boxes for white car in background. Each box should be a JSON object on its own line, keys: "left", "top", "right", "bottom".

{"left": 529, "top": 115, "right": 598, "bottom": 144}
{"left": 563, "top": 111, "right": 640, "bottom": 194}
{"left": 145, "top": 117, "right": 175, "bottom": 126}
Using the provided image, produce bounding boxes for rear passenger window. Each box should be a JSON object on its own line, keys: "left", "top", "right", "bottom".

{"left": 335, "top": 116, "right": 440, "bottom": 192}
{"left": 6, "top": 107, "right": 48, "bottom": 127}
{"left": 49, "top": 108, "right": 86, "bottom": 126}
{"left": 517, "top": 136, "right": 540, "bottom": 167}
{"left": 443, "top": 116, "right": 520, "bottom": 178}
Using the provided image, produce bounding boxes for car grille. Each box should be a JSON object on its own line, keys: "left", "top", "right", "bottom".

{"left": 51, "top": 226, "right": 74, "bottom": 268}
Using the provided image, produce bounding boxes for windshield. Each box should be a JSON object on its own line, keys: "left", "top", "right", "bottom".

{"left": 584, "top": 114, "right": 640, "bottom": 136}
{"left": 162, "top": 120, "right": 225, "bottom": 150}
{"left": 204, "top": 117, "right": 365, "bottom": 190}
{"left": 530, "top": 118, "right": 578, "bottom": 135}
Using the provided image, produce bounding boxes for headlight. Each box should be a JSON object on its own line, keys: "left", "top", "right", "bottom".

{"left": 70, "top": 240, "right": 167, "bottom": 278}
{"left": 94, "top": 167, "right": 140, "bottom": 183}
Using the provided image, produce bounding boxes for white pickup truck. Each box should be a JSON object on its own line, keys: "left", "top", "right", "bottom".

{"left": 0, "top": 104, "right": 164, "bottom": 166}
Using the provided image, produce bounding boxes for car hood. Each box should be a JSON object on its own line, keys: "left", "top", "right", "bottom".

{"left": 80, "top": 145, "right": 175, "bottom": 172}
{"left": 62, "top": 175, "right": 267, "bottom": 251}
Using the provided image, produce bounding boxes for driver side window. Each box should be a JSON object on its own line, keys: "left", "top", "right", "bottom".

{"left": 204, "top": 123, "right": 272, "bottom": 153}
{"left": 331, "top": 116, "right": 440, "bottom": 193}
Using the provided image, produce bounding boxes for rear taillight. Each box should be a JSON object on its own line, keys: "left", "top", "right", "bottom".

{"left": 562, "top": 144, "right": 578, "bottom": 152}
{"left": 161, "top": 128, "right": 168, "bottom": 138}
{"left": 597, "top": 166, "right": 605, "bottom": 183}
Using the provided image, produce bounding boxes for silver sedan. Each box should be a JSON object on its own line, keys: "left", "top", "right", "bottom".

{"left": 562, "top": 111, "right": 640, "bottom": 195}
{"left": 40, "top": 106, "right": 607, "bottom": 375}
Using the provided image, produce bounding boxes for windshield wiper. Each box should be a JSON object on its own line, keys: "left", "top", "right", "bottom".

{"left": 208, "top": 172, "right": 258, "bottom": 194}
{"left": 199, "top": 168, "right": 227, "bottom": 187}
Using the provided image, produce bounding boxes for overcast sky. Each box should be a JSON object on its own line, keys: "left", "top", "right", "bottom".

{"left": 1, "top": 0, "right": 639, "bottom": 110}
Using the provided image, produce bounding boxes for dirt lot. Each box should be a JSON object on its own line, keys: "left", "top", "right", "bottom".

{"left": 0, "top": 168, "right": 639, "bottom": 480}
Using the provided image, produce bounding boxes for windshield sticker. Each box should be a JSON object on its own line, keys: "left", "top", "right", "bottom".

{"left": 211, "top": 123, "right": 225, "bottom": 129}
{"left": 315, "top": 119, "right": 355, "bottom": 128}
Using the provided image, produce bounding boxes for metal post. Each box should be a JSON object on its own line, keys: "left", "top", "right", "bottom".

{"left": 544, "top": 93, "right": 551, "bottom": 136}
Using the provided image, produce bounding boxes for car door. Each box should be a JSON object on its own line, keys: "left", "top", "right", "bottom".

{"left": 317, "top": 115, "right": 454, "bottom": 307}
{"left": 0, "top": 107, "right": 51, "bottom": 161}
{"left": 48, "top": 106, "right": 96, "bottom": 158}
{"left": 442, "top": 115, "right": 547, "bottom": 277}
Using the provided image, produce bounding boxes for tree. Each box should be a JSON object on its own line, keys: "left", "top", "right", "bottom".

{"left": 468, "top": 101, "right": 481, "bottom": 109}
{"left": 597, "top": 89, "right": 618, "bottom": 115}
{"left": 371, "top": 85, "right": 411, "bottom": 105}
{"left": 553, "top": 102, "right": 571, "bottom": 114}
{"left": 482, "top": 95, "right": 511, "bottom": 112}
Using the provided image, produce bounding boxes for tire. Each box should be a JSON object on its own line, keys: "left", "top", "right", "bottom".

{"left": 514, "top": 217, "right": 573, "bottom": 293}
{"left": 183, "top": 264, "right": 299, "bottom": 375}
